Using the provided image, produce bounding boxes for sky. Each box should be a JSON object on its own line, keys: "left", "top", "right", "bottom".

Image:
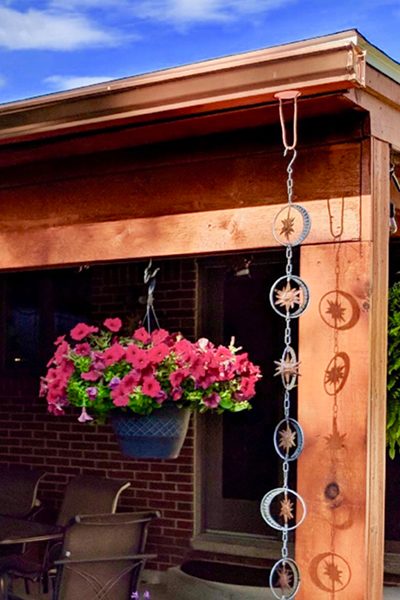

{"left": 0, "top": 0, "right": 399, "bottom": 105}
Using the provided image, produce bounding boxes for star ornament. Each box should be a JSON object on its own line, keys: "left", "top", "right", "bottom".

{"left": 279, "top": 496, "right": 294, "bottom": 524}
{"left": 279, "top": 216, "right": 295, "bottom": 241}
{"left": 277, "top": 564, "right": 293, "bottom": 591}
{"left": 274, "top": 354, "right": 301, "bottom": 385}
{"left": 278, "top": 423, "right": 297, "bottom": 454}
{"left": 275, "top": 282, "right": 303, "bottom": 311}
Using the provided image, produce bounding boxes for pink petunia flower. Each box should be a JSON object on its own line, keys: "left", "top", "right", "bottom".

{"left": 81, "top": 371, "right": 102, "bottom": 382}
{"left": 121, "top": 372, "right": 140, "bottom": 394}
{"left": 47, "top": 403, "right": 66, "bottom": 416}
{"left": 128, "top": 348, "right": 150, "bottom": 370}
{"left": 102, "top": 343, "right": 125, "bottom": 366}
{"left": 86, "top": 387, "right": 98, "bottom": 400}
{"left": 54, "top": 341, "right": 70, "bottom": 364}
{"left": 133, "top": 327, "right": 151, "bottom": 344}
{"left": 239, "top": 376, "right": 256, "bottom": 399}
{"left": 78, "top": 407, "right": 93, "bottom": 423}
{"left": 169, "top": 369, "right": 188, "bottom": 388}
{"left": 203, "top": 392, "right": 221, "bottom": 408}
{"left": 148, "top": 343, "right": 169, "bottom": 364}
{"left": 142, "top": 377, "right": 161, "bottom": 398}
{"left": 70, "top": 323, "right": 99, "bottom": 341}
{"left": 103, "top": 317, "right": 122, "bottom": 332}
{"left": 39, "top": 377, "right": 48, "bottom": 397}
{"left": 235, "top": 353, "right": 250, "bottom": 372}
{"left": 54, "top": 335, "right": 66, "bottom": 346}
{"left": 112, "top": 391, "right": 130, "bottom": 407}
{"left": 174, "top": 339, "right": 194, "bottom": 362}
{"left": 215, "top": 346, "right": 233, "bottom": 361}
{"left": 74, "top": 342, "right": 91, "bottom": 356}
{"left": 151, "top": 329, "right": 170, "bottom": 345}
{"left": 155, "top": 390, "right": 167, "bottom": 404}
{"left": 171, "top": 387, "right": 183, "bottom": 401}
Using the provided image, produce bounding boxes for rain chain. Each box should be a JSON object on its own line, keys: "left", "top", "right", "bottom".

{"left": 260, "top": 91, "right": 310, "bottom": 599}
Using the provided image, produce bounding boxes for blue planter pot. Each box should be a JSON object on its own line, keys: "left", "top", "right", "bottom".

{"left": 111, "top": 403, "right": 191, "bottom": 459}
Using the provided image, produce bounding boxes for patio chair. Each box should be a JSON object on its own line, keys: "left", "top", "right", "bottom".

{"left": 0, "top": 466, "right": 45, "bottom": 519}
{"left": 0, "top": 466, "right": 45, "bottom": 563}
{"left": 53, "top": 511, "right": 159, "bottom": 600}
{"left": 0, "top": 475, "right": 131, "bottom": 596}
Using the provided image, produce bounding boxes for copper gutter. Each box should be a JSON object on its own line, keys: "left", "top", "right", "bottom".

{"left": 0, "top": 32, "right": 367, "bottom": 145}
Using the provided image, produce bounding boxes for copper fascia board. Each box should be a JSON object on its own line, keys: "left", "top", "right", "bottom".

{"left": 0, "top": 37, "right": 366, "bottom": 144}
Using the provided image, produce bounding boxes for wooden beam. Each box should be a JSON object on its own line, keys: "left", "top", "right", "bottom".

{"left": 0, "top": 196, "right": 371, "bottom": 270}
{"left": 366, "top": 138, "right": 389, "bottom": 598}
{"left": 296, "top": 241, "right": 371, "bottom": 599}
{"left": 347, "top": 87, "right": 400, "bottom": 150}
{"left": 296, "top": 138, "right": 389, "bottom": 599}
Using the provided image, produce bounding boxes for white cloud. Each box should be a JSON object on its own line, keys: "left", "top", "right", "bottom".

{"left": 44, "top": 74, "right": 116, "bottom": 91}
{"left": 0, "top": 6, "right": 118, "bottom": 50}
{"left": 48, "top": 0, "right": 294, "bottom": 24}
{"left": 0, "top": 75, "right": 5, "bottom": 87}
{"left": 134, "top": 0, "right": 294, "bottom": 24}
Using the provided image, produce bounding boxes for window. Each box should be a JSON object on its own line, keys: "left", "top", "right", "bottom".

{"left": 0, "top": 268, "right": 91, "bottom": 373}
{"left": 197, "top": 251, "right": 298, "bottom": 538}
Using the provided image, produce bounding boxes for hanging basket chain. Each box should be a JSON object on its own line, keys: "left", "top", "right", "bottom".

{"left": 142, "top": 259, "right": 161, "bottom": 334}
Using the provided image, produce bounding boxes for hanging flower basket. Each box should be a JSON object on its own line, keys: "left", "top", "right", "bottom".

{"left": 40, "top": 318, "right": 261, "bottom": 459}
{"left": 111, "top": 403, "right": 191, "bottom": 459}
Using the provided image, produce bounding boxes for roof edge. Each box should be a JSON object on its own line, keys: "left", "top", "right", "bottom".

{"left": 0, "top": 31, "right": 371, "bottom": 145}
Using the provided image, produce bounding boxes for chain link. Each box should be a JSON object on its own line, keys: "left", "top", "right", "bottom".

{"left": 282, "top": 528, "right": 289, "bottom": 559}
{"left": 283, "top": 390, "right": 290, "bottom": 419}
{"left": 285, "top": 245, "right": 293, "bottom": 278}
{"left": 284, "top": 319, "right": 291, "bottom": 347}
{"left": 282, "top": 459, "right": 289, "bottom": 488}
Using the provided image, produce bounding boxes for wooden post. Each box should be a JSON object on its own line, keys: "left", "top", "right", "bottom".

{"left": 296, "top": 139, "right": 389, "bottom": 599}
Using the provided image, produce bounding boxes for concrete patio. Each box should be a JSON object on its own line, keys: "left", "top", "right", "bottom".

{"left": 9, "top": 578, "right": 400, "bottom": 599}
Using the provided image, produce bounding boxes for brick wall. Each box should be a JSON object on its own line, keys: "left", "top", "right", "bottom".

{"left": 0, "top": 258, "right": 198, "bottom": 571}
{"left": 0, "top": 257, "right": 272, "bottom": 572}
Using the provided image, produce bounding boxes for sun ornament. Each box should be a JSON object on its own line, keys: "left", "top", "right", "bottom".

{"left": 270, "top": 275, "right": 310, "bottom": 318}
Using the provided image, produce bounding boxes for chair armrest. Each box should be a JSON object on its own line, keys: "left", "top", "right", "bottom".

{"left": 54, "top": 554, "right": 157, "bottom": 566}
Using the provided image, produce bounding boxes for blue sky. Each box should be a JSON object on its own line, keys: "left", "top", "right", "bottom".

{"left": 0, "top": 0, "right": 398, "bottom": 104}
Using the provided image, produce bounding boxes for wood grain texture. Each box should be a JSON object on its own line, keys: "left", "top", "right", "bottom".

{"left": 0, "top": 196, "right": 370, "bottom": 270}
{"left": 348, "top": 87, "right": 400, "bottom": 150}
{"left": 366, "top": 138, "right": 390, "bottom": 599}
{"left": 0, "top": 139, "right": 370, "bottom": 232}
{"left": 296, "top": 242, "right": 371, "bottom": 599}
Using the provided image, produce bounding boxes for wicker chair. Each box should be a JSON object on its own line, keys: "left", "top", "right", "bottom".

{"left": 0, "top": 475, "right": 131, "bottom": 597}
{"left": 53, "top": 511, "right": 159, "bottom": 600}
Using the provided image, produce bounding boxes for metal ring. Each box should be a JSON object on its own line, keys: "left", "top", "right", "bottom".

{"left": 260, "top": 487, "right": 306, "bottom": 531}
{"left": 272, "top": 204, "right": 311, "bottom": 246}
{"left": 269, "top": 275, "right": 310, "bottom": 318}
{"left": 269, "top": 558, "right": 301, "bottom": 599}
{"left": 273, "top": 418, "right": 304, "bottom": 461}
